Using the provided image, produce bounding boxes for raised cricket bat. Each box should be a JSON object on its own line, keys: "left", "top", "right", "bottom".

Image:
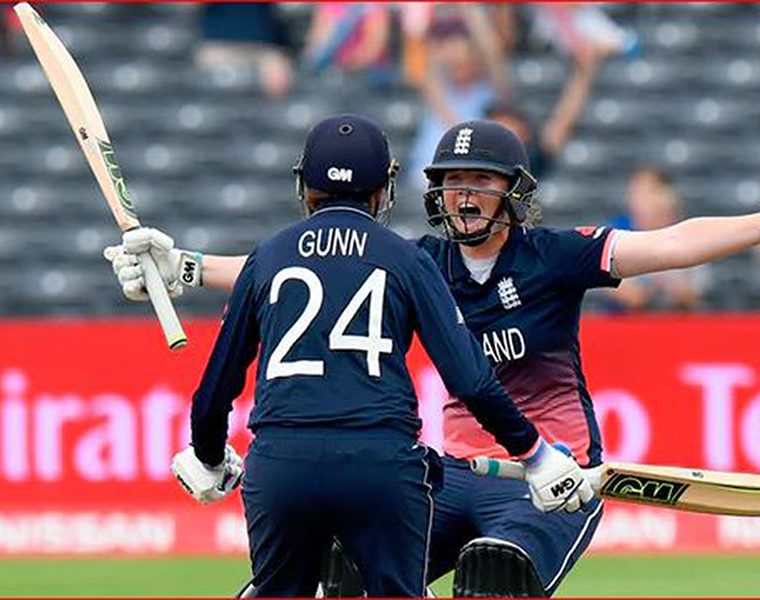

{"left": 14, "top": 2, "right": 187, "bottom": 350}
{"left": 471, "top": 457, "right": 760, "bottom": 516}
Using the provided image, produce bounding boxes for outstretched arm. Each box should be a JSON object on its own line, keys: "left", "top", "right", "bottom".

{"left": 104, "top": 227, "right": 246, "bottom": 300}
{"left": 611, "top": 215, "right": 760, "bottom": 278}
{"left": 199, "top": 255, "right": 247, "bottom": 292}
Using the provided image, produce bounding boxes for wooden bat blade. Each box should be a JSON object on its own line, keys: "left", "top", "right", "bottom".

{"left": 600, "top": 463, "right": 760, "bottom": 517}
{"left": 14, "top": 3, "right": 138, "bottom": 232}
{"left": 14, "top": 2, "right": 187, "bottom": 350}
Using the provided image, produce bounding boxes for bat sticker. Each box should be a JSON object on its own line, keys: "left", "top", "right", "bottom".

{"left": 97, "top": 138, "right": 136, "bottom": 218}
{"left": 601, "top": 472, "right": 689, "bottom": 506}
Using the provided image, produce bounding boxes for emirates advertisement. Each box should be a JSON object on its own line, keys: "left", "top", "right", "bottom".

{"left": 1, "top": 316, "right": 760, "bottom": 555}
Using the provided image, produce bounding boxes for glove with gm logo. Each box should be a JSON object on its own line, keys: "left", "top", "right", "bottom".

{"left": 103, "top": 227, "right": 203, "bottom": 302}
{"left": 520, "top": 440, "right": 594, "bottom": 513}
{"left": 171, "top": 444, "right": 244, "bottom": 505}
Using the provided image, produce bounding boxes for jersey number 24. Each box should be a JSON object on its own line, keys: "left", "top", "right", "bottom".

{"left": 266, "top": 267, "right": 393, "bottom": 380}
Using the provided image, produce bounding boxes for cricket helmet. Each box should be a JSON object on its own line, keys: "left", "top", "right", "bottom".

{"left": 423, "top": 120, "right": 538, "bottom": 245}
{"left": 294, "top": 114, "right": 399, "bottom": 224}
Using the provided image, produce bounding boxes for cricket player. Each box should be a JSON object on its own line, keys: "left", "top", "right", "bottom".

{"left": 160, "top": 114, "right": 591, "bottom": 598}
{"left": 106, "top": 119, "right": 760, "bottom": 596}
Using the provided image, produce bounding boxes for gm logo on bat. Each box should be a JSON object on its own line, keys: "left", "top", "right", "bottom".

{"left": 601, "top": 472, "right": 689, "bottom": 505}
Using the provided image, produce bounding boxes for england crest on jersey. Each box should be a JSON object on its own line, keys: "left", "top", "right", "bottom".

{"left": 497, "top": 277, "right": 521, "bottom": 311}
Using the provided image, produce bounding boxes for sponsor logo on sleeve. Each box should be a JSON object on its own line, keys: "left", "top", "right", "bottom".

{"left": 574, "top": 226, "right": 606, "bottom": 239}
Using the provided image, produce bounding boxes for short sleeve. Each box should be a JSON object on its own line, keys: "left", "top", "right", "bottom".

{"left": 538, "top": 226, "right": 622, "bottom": 290}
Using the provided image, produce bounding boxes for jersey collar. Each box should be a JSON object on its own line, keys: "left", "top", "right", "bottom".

{"left": 449, "top": 226, "right": 525, "bottom": 285}
{"left": 310, "top": 199, "right": 375, "bottom": 221}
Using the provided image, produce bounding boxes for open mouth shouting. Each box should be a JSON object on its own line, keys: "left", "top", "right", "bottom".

{"left": 456, "top": 201, "right": 484, "bottom": 230}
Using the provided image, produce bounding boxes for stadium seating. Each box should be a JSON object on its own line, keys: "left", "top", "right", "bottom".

{"left": 2, "top": 3, "right": 760, "bottom": 314}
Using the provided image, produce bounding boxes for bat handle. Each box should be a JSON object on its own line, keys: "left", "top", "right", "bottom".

{"left": 470, "top": 457, "right": 527, "bottom": 480}
{"left": 470, "top": 456, "right": 604, "bottom": 494}
{"left": 138, "top": 252, "right": 187, "bottom": 350}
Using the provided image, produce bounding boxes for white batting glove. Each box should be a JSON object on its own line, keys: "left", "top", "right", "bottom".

{"left": 171, "top": 444, "right": 244, "bottom": 505}
{"left": 520, "top": 440, "right": 594, "bottom": 513}
{"left": 103, "top": 227, "right": 202, "bottom": 301}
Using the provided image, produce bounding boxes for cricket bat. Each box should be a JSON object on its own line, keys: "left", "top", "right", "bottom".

{"left": 471, "top": 457, "right": 760, "bottom": 516}
{"left": 14, "top": 2, "right": 187, "bottom": 350}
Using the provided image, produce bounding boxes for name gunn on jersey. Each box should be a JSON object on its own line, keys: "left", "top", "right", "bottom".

{"left": 298, "top": 228, "right": 367, "bottom": 258}
{"left": 482, "top": 328, "right": 526, "bottom": 363}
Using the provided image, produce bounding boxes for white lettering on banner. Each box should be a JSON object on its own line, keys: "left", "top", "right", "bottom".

{"left": 35, "top": 395, "right": 85, "bottom": 481}
{"left": 717, "top": 516, "right": 760, "bottom": 549}
{"left": 73, "top": 395, "right": 136, "bottom": 481}
{"left": 0, "top": 369, "right": 253, "bottom": 483}
{"left": 593, "top": 390, "right": 650, "bottom": 462}
{"left": 741, "top": 393, "right": 760, "bottom": 470}
{"left": 417, "top": 366, "right": 446, "bottom": 453}
{"left": 142, "top": 387, "right": 187, "bottom": 481}
{"left": 681, "top": 364, "right": 754, "bottom": 470}
{"left": 215, "top": 513, "right": 248, "bottom": 552}
{"left": 231, "top": 399, "right": 254, "bottom": 448}
{"left": 590, "top": 508, "right": 676, "bottom": 550}
{"left": 0, "top": 512, "right": 175, "bottom": 553}
{"left": 1, "top": 370, "right": 28, "bottom": 481}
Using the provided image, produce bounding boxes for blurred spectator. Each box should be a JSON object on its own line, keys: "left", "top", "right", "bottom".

{"left": 396, "top": 4, "right": 514, "bottom": 89}
{"left": 485, "top": 43, "right": 609, "bottom": 181}
{"left": 406, "top": 6, "right": 509, "bottom": 190}
{"left": 487, "top": 4, "right": 519, "bottom": 56}
{"left": 531, "top": 3, "right": 640, "bottom": 62}
{"left": 195, "top": 3, "right": 294, "bottom": 98}
{"left": 395, "top": 3, "right": 435, "bottom": 87}
{"left": 303, "top": 3, "right": 393, "bottom": 86}
{"left": 602, "top": 168, "right": 708, "bottom": 312}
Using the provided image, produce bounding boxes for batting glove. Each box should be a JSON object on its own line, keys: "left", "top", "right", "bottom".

{"left": 171, "top": 444, "right": 244, "bottom": 505}
{"left": 520, "top": 440, "right": 594, "bottom": 513}
{"left": 103, "top": 227, "right": 202, "bottom": 301}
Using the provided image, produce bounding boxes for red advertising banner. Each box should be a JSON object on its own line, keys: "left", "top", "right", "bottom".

{"left": 1, "top": 315, "right": 760, "bottom": 554}
{"left": 581, "top": 315, "right": 760, "bottom": 474}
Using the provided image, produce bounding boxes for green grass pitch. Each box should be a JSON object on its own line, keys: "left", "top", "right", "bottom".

{"left": 0, "top": 554, "right": 758, "bottom": 597}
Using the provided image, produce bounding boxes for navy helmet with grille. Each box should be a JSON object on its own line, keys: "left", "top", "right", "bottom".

{"left": 423, "top": 120, "right": 538, "bottom": 245}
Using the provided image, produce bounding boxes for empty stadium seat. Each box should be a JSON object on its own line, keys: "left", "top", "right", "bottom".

{"left": 513, "top": 56, "right": 568, "bottom": 93}
{"left": 698, "top": 57, "right": 760, "bottom": 93}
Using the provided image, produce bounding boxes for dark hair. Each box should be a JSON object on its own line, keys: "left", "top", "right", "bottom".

{"left": 304, "top": 187, "right": 375, "bottom": 211}
{"left": 631, "top": 166, "right": 672, "bottom": 187}
{"left": 429, "top": 17, "right": 469, "bottom": 40}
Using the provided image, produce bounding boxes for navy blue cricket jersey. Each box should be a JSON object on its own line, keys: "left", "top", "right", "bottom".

{"left": 417, "top": 225, "right": 621, "bottom": 467}
{"left": 190, "top": 201, "right": 538, "bottom": 467}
